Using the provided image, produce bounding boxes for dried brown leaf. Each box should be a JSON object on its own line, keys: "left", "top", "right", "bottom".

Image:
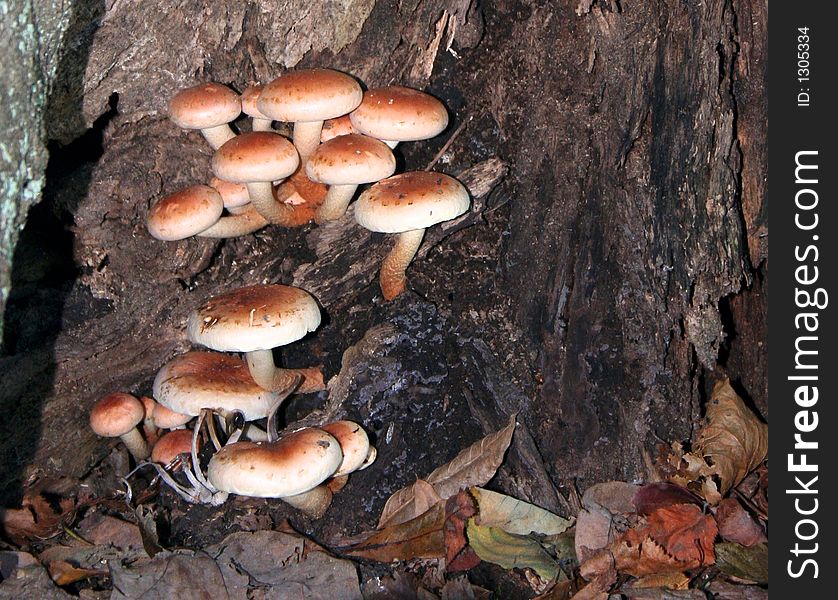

{"left": 444, "top": 491, "right": 480, "bottom": 572}
{"left": 693, "top": 379, "right": 768, "bottom": 498}
{"left": 714, "top": 542, "right": 768, "bottom": 584}
{"left": 47, "top": 560, "right": 107, "bottom": 586}
{"left": 378, "top": 480, "right": 443, "bottom": 530}
{"left": 347, "top": 503, "right": 446, "bottom": 562}
{"left": 714, "top": 498, "right": 766, "bottom": 547}
{"left": 0, "top": 479, "right": 76, "bottom": 546}
{"left": 378, "top": 416, "right": 516, "bottom": 528}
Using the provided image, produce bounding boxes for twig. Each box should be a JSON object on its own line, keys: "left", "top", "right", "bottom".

{"left": 424, "top": 116, "right": 472, "bottom": 171}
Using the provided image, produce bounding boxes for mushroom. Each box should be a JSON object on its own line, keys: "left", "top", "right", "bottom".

{"left": 257, "top": 68, "right": 362, "bottom": 162}
{"left": 89, "top": 393, "right": 149, "bottom": 460}
{"left": 207, "top": 427, "right": 343, "bottom": 518}
{"left": 212, "top": 131, "right": 301, "bottom": 226}
{"left": 210, "top": 177, "right": 251, "bottom": 214}
{"left": 151, "top": 401, "right": 193, "bottom": 430}
{"left": 168, "top": 82, "right": 241, "bottom": 149}
{"left": 146, "top": 185, "right": 224, "bottom": 241}
{"left": 240, "top": 84, "right": 273, "bottom": 132}
{"left": 151, "top": 429, "right": 196, "bottom": 465}
{"left": 306, "top": 134, "right": 396, "bottom": 222}
{"left": 140, "top": 396, "right": 159, "bottom": 442}
{"left": 320, "top": 114, "right": 358, "bottom": 142}
{"left": 153, "top": 351, "right": 288, "bottom": 432}
{"left": 349, "top": 86, "right": 448, "bottom": 148}
{"left": 319, "top": 420, "right": 373, "bottom": 477}
{"left": 354, "top": 171, "right": 470, "bottom": 300}
{"left": 146, "top": 185, "right": 266, "bottom": 240}
{"left": 185, "top": 284, "right": 325, "bottom": 393}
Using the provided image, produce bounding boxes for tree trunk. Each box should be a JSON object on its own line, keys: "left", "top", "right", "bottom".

{"left": 0, "top": 0, "right": 767, "bottom": 524}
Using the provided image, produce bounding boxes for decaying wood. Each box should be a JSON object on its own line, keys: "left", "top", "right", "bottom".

{"left": 1, "top": 0, "right": 767, "bottom": 528}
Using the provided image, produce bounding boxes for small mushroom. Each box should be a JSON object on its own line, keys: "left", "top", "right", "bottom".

{"left": 151, "top": 402, "right": 193, "bottom": 430}
{"left": 354, "top": 171, "right": 470, "bottom": 300}
{"left": 151, "top": 429, "right": 196, "bottom": 465}
{"left": 146, "top": 185, "right": 224, "bottom": 241}
{"left": 349, "top": 86, "right": 448, "bottom": 148}
{"left": 212, "top": 132, "right": 301, "bottom": 225}
{"left": 168, "top": 82, "right": 241, "bottom": 149}
{"left": 306, "top": 134, "right": 396, "bottom": 222}
{"left": 89, "top": 393, "right": 149, "bottom": 460}
{"left": 207, "top": 427, "right": 343, "bottom": 518}
{"left": 257, "top": 69, "right": 362, "bottom": 162}
{"left": 185, "top": 285, "right": 325, "bottom": 393}
{"left": 319, "top": 421, "right": 373, "bottom": 477}
{"left": 320, "top": 114, "right": 358, "bottom": 142}
{"left": 240, "top": 84, "right": 273, "bottom": 132}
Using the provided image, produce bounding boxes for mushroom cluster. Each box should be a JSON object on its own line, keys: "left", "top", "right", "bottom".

{"left": 148, "top": 68, "right": 471, "bottom": 300}
{"left": 91, "top": 67, "right": 473, "bottom": 519}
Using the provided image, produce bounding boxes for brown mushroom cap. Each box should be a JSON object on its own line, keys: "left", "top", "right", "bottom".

{"left": 212, "top": 132, "right": 299, "bottom": 184}
{"left": 320, "top": 421, "right": 372, "bottom": 477}
{"left": 186, "top": 284, "right": 321, "bottom": 354}
{"left": 153, "top": 351, "right": 280, "bottom": 421}
{"left": 207, "top": 427, "right": 342, "bottom": 497}
{"left": 240, "top": 84, "right": 270, "bottom": 121}
{"left": 210, "top": 177, "right": 251, "bottom": 209}
{"left": 147, "top": 185, "right": 224, "bottom": 241}
{"left": 151, "top": 402, "right": 193, "bottom": 429}
{"left": 354, "top": 171, "right": 470, "bottom": 233}
{"left": 306, "top": 134, "right": 396, "bottom": 186}
{"left": 151, "top": 429, "right": 195, "bottom": 464}
{"left": 349, "top": 86, "right": 448, "bottom": 142}
{"left": 168, "top": 83, "right": 241, "bottom": 130}
{"left": 89, "top": 393, "right": 145, "bottom": 437}
{"left": 320, "top": 115, "right": 358, "bottom": 142}
{"left": 257, "top": 69, "right": 362, "bottom": 123}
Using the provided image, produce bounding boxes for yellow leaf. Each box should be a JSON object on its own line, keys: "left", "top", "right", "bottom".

{"left": 466, "top": 518, "right": 560, "bottom": 582}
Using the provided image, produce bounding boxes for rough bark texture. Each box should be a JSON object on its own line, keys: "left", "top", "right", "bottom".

{"left": 0, "top": 0, "right": 72, "bottom": 341}
{"left": 1, "top": 0, "right": 767, "bottom": 541}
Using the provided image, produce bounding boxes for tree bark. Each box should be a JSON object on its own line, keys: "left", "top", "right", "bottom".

{"left": 0, "top": 0, "right": 767, "bottom": 516}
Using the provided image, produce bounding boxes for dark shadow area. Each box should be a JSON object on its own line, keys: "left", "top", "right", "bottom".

{"left": 0, "top": 1, "right": 109, "bottom": 507}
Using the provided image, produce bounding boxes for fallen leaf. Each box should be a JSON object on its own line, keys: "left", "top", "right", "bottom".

{"left": 76, "top": 513, "right": 143, "bottom": 551}
{"left": 378, "top": 416, "right": 516, "bottom": 529}
{"left": 347, "top": 503, "right": 446, "bottom": 562}
{"left": 706, "top": 579, "right": 769, "bottom": 600}
{"left": 472, "top": 487, "right": 573, "bottom": 536}
{"left": 466, "top": 518, "right": 560, "bottom": 583}
{"left": 0, "top": 554, "right": 73, "bottom": 600}
{"left": 444, "top": 491, "right": 480, "bottom": 572}
{"left": 0, "top": 478, "right": 77, "bottom": 546}
{"left": 714, "top": 542, "right": 768, "bottom": 584}
{"left": 208, "top": 530, "right": 361, "bottom": 598}
{"left": 575, "top": 482, "right": 639, "bottom": 564}
{"left": 621, "top": 588, "right": 706, "bottom": 600}
{"left": 378, "top": 480, "right": 443, "bottom": 530}
{"left": 714, "top": 499, "right": 766, "bottom": 547}
{"left": 47, "top": 560, "right": 107, "bottom": 586}
{"left": 693, "top": 380, "right": 768, "bottom": 500}
{"left": 626, "top": 571, "right": 690, "bottom": 590}
{"left": 109, "top": 552, "right": 234, "bottom": 600}
{"left": 612, "top": 504, "right": 717, "bottom": 576}
{"left": 633, "top": 483, "right": 703, "bottom": 515}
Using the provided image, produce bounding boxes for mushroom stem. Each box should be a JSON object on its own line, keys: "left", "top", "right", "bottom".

{"left": 380, "top": 228, "right": 425, "bottom": 301}
{"left": 293, "top": 120, "right": 324, "bottom": 163}
{"left": 245, "top": 182, "right": 298, "bottom": 226}
{"left": 245, "top": 350, "right": 325, "bottom": 393}
{"left": 281, "top": 485, "right": 333, "bottom": 518}
{"left": 120, "top": 428, "right": 150, "bottom": 460}
{"left": 201, "top": 124, "right": 237, "bottom": 150}
{"left": 252, "top": 118, "right": 273, "bottom": 132}
{"left": 197, "top": 205, "right": 268, "bottom": 238}
{"left": 315, "top": 184, "right": 359, "bottom": 223}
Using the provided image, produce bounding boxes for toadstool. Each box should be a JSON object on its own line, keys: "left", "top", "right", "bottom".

{"left": 349, "top": 86, "right": 448, "bottom": 148}
{"left": 168, "top": 82, "right": 241, "bottom": 149}
{"left": 306, "top": 134, "right": 396, "bottom": 222}
{"left": 186, "top": 284, "right": 325, "bottom": 393}
{"left": 89, "top": 392, "right": 149, "bottom": 460}
{"left": 257, "top": 68, "right": 362, "bottom": 162}
{"left": 354, "top": 171, "right": 470, "bottom": 300}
